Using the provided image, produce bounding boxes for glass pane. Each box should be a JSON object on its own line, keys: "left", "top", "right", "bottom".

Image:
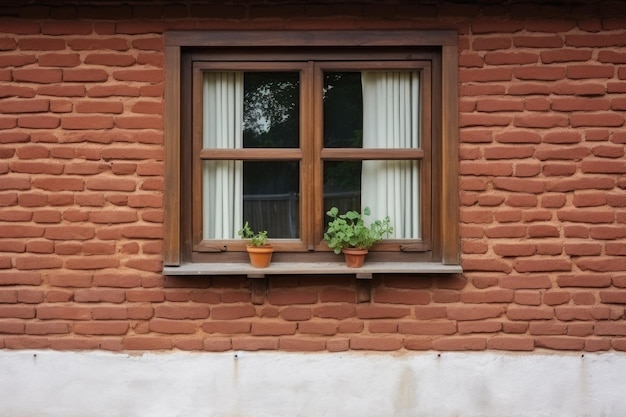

{"left": 324, "top": 160, "right": 420, "bottom": 240}
{"left": 322, "top": 69, "right": 422, "bottom": 240}
{"left": 323, "top": 72, "right": 363, "bottom": 148}
{"left": 323, "top": 161, "right": 361, "bottom": 221}
{"left": 244, "top": 72, "right": 299, "bottom": 148}
{"left": 243, "top": 161, "right": 299, "bottom": 239}
{"left": 323, "top": 70, "right": 420, "bottom": 149}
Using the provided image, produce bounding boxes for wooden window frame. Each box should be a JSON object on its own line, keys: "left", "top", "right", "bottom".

{"left": 163, "top": 30, "right": 461, "bottom": 276}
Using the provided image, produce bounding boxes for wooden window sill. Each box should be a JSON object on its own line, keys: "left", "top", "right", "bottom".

{"left": 163, "top": 262, "right": 462, "bottom": 279}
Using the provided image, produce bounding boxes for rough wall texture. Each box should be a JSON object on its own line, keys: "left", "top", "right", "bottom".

{"left": 1, "top": 0, "right": 626, "bottom": 353}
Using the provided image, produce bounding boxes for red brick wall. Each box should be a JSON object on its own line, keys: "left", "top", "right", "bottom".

{"left": 1, "top": 1, "right": 626, "bottom": 353}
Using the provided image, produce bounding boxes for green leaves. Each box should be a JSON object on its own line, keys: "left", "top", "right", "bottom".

{"left": 237, "top": 222, "right": 269, "bottom": 247}
{"left": 323, "top": 206, "right": 393, "bottom": 254}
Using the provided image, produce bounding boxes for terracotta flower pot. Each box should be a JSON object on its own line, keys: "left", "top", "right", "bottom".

{"left": 246, "top": 245, "right": 274, "bottom": 268}
{"left": 342, "top": 247, "right": 368, "bottom": 268}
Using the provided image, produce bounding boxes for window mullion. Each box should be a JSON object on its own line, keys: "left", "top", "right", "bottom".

{"left": 300, "top": 61, "right": 320, "bottom": 251}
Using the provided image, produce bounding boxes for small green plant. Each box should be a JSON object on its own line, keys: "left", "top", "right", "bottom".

{"left": 323, "top": 206, "right": 393, "bottom": 254}
{"left": 237, "top": 222, "right": 269, "bottom": 247}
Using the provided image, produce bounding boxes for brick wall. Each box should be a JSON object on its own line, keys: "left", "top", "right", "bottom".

{"left": 1, "top": 1, "right": 626, "bottom": 353}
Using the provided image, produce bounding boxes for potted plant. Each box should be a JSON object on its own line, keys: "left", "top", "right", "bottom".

{"left": 237, "top": 222, "right": 274, "bottom": 268}
{"left": 323, "top": 206, "right": 393, "bottom": 268}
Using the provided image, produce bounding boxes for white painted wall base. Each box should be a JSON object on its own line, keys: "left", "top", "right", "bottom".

{"left": 0, "top": 350, "right": 624, "bottom": 417}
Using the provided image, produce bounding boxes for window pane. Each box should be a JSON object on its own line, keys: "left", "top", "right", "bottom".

{"left": 202, "top": 71, "right": 300, "bottom": 240}
{"left": 324, "top": 161, "right": 361, "bottom": 216}
{"left": 323, "top": 72, "right": 363, "bottom": 148}
{"left": 323, "top": 70, "right": 421, "bottom": 239}
{"left": 244, "top": 72, "right": 300, "bottom": 148}
{"left": 243, "top": 161, "right": 299, "bottom": 239}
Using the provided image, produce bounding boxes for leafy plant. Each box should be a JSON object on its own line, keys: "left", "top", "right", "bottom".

{"left": 237, "top": 222, "right": 269, "bottom": 247}
{"left": 323, "top": 206, "right": 393, "bottom": 254}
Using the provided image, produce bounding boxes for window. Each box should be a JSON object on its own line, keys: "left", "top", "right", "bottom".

{"left": 163, "top": 31, "right": 460, "bottom": 275}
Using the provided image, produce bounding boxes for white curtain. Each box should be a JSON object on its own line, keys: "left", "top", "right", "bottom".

{"left": 361, "top": 71, "right": 420, "bottom": 239}
{"left": 202, "top": 72, "right": 244, "bottom": 239}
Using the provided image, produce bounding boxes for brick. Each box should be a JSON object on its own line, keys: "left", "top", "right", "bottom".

{"left": 487, "top": 337, "right": 534, "bottom": 351}
{"left": 566, "top": 65, "right": 615, "bottom": 79}
{"left": 592, "top": 145, "right": 625, "bottom": 158}
{"left": 350, "top": 336, "right": 402, "bottom": 351}
{"left": 493, "top": 242, "right": 536, "bottom": 257}
{"left": 37, "top": 305, "right": 91, "bottom": 320}
{"left": 85, "top": 178, "right": 136, "bottom": 192}
{"left": 514, "top": 258, "right": 571, "bottom": 273}
{"left": 461, "top": 255, "right": 513, "bottom": 272}
{"left": 529, "top": 322, "right": 567, "bottom": 335}
{"left": 4, "top": 336, "right": 50, "bottom": 349}
{"left": 447, "top": 306, "right": 503, "bottom": 321}
{"left": 298, "top": 321, "right": 336, "bottom": 336}
{"left": 552, "top": 97, "right": 610, "bottom": 112}
{"left": 556, "top": 306, "right": 610, "bottom": 321}
{"left": 74, "top": 321, "right": 129, "bottom": 335}
{"left": 563, "top": 243, "right": 602, "bottom": 256}
{"left": 25, "top": 322, "right": 70, "bottom": 335}
{"left": 535, "top": 336, "right": 584, "bottom": 351}
{"left": 202, "top": 321, "right": 250, "bottom": 334}
{"left": 505, "top": 194, "right": 537, "bottom": 207}
{"left": 458, "top": 53, "right": 483, "bottom": 68}
{"left": 398, "top": 321, "right": 456, "bottom": 335}
{"left": 44, "top": 226, "right": 95, "bottom": 241}
{"left": 607, "top": 242, "right": 626, "bottom": 255}
{"left": 38, "top": 53, "right": 81, "bottom": 68}
{"left": 589, "top": 227, "right": 626, "bottom": 240}
{"left": 18, "top": 115, "right": 60, "bottom": 129}
{"left": 279, "top": 337, "right": 326, "bottom": 351}
{"left": 600, "top": 291, "right": 626, "bottom": 304}
{"left": 500, "top": 275, "right": 552, "bottom": 289}
{"left": 586, "top": 339, "right": 611, "bottom": 352}
{"left": 13, "top": 69, "right": 62, "bottom": 84}
{"left": 112, "top": 69, "right": 163, "bottom": 83}
{"left": 595, "top": 322, "right": 626, "bottom": 336}
{"left": 155, "top": 304, "right": 209, "bottom": 320}
{"left": 74, "top": 289, "right": 125, "bottom": 303}
{"left": 75, "top": 100, "right": 124, "bottom": 114}
{"left": 565, "top": 33, "right": 626, "bottom": 47}
{"left": 571, "top": 112, "right": 624, "bottom": 128}
{"left": 514, "top": 113, "right": 568, "bottom": 128}
{"left": 65, "top": 256, "right": 119, "bottom": 270}
{"left": 67, "top": 38, "right": 129, "bottom": 51}
{"left": 84, "top": 53, "right": 136, "bottom": 67}
{"left": 493, "top": 178, "right": 544, "bottom": 194}
{"left": 581, "top": 160, "right": 626, "bottom": 174}
{"left": 547, "top": 177, "right": 615, "bottom": 192}
{"left": 540, "top": 49, "right": 592, "bottom": 64}
{"left": 514, "top": 66, "right": 565, "bottom": 81}
{"left": 49, "top": 272, "right": 92, "bottom": 288}
{"left": 458, "top": 320, "right": 502, "bottom": 334}
{"left": 432, "top": 337, "right": 487, "bottom": 351}
{"left": 368, "top": 321, "right": 398, "bottom": 333}
{"left": 15, "top": 255, "right": 62, "bottom": 270}
{"left": 543, "top": 132, "right": 582, "bottom": 145}
{"left": 572, "top": 292, "right": 596, "bottom": 305}
{"left": 211, "top": 305, "right": 256, "bottom": 320}
{"left": 0, "top": 52, "right": 37, "bottom": 68}
{"left": 0, "top": 321, "right": 25, "bottom": 334}
{"left": 149, "top": 319, "right": 196, "bottom": 334}
{"left": 61, "top": 115, "right": 114, "bottom": 130}
{"left": 472, "top": 37, "right": 511, "bottom": 50}
{"left": 251, "top": 322, "right": 296, "bottom": 336}
{"left": 494, "top": 130, "right": 541, "bottom": 144}
{"left": 0, "top": 98, "right": 49, "bottom": 113}
{"left": 123, "top": 337, "right": 172, "bottom": 350}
